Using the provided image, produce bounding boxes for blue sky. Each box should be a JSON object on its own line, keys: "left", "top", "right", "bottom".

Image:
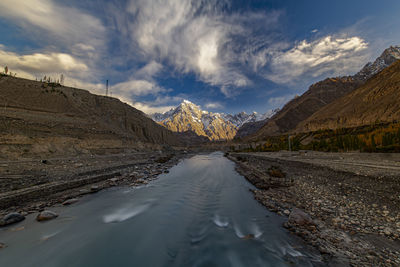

{"left": 0, "top": 0, "right": 399, "bottom": 115}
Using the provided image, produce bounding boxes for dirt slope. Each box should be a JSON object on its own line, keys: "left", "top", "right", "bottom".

{"left": 0, "top": 76, "right": 181, "bottom": 158}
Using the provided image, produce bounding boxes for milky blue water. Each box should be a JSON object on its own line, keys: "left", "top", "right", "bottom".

{"left": 0, "top": 152, "right": 323, "bottom": 266}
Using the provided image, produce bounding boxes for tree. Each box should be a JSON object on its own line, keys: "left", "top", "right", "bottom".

{"left": 4, "top": 66, "right": 8, "bottom": 74}
{"left": 60, "top": 74, "right": 64, "bottom": 85}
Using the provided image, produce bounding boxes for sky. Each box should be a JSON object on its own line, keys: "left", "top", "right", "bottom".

{"left": 0, "top": 0, "right": 399, "bottom": 115}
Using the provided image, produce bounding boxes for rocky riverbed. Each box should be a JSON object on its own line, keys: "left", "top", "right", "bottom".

{"left": 227, "top": 152, "right": 400, "bottom": 267}
{"left": 0, "top": 151, "right": 187, "bottom": 218}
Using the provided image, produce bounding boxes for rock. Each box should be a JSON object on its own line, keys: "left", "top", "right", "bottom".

{"left": 0, "top": 212, "right": 25, "bottom": 226}
{"left": 36, "top": 210, "right": 58, "bottom": 222}
{"left": 62, "top": 198, "right": 79, "bottom": 205}
{"left": 288, "top": 208, "right": 314, "bottom": 226}
{"left": 384, "top": 227, "right": 392, "bottom": 236}
{"left": 283, "top": 209, "right": 290, "bottom": 216}
{"left": 0, "top": 242, "right": 5, "bottom": 249}
{"left": 90, "top": 185, "right": 100, "bottom": 193}
{"left": 241, "top": 234, "right": 255, "bottom": 240}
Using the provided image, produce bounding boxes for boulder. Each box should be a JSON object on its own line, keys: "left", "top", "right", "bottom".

{"left": 241, "top": 234, "right": 255, "bottom": 240}
{"left": 288, "top": 208, "right": 314, "bottom": 226}
{"left": 0, "top": 212, "right": 25, "bottom": 227}
{"left": 90, "top": 185, "right": 100, "bottom": 193}
{"left": 36, "top": 210, "right": 58, "bottom": 222}
{"left": 0, "top": 242, "right": 6, "bottom": 249}
{"left": 62, "top": 198, "right": 79, "bottom": 206}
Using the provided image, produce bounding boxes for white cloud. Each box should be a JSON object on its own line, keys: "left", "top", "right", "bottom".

{"left": 0, "top": 0, "right": 105, "bottom": 51}
{"left": 123, "top": 0, "right": 280, "bottom": 96}
{"left": 204, "top": 102, "right": 223, "bottom": 109}
{"left": 268, "top": 94, "right": 297, "bottom": 108}
{"left": 264, "top": 35, "right": 369, "bottom": 84}
{"left": 0, "top": 45, "right": 90, "bottom": 82}
{"left": 111, "top": 80, "right": 165, "bottom": 97}
{"left": 131, "top": 102, "right": 176, "bottom": 114}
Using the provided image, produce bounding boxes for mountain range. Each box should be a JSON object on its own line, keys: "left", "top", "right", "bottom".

{"left": 297, "top": 59, "right": 400, "bottom": 132}
{"left": 245, "top": 45, "right": 400, "bottom": 141}
{"left": 151, "top": 100, "right": 275, "bottom": 140}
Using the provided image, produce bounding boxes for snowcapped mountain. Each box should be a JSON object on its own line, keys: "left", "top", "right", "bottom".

{"left": 354, "top": 46, "right": 400, "bottom": 80}
{"left": 151, "top": 100, "right": 273, "bottom": 140}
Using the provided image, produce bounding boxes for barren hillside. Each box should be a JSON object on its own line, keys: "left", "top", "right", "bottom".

{"left": 0, "top": 76, "right": 181, "bottom": 158}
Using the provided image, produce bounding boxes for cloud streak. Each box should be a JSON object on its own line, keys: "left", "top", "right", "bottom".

{"left": 264, "top": 35, "right": 369, "bottom": 84}
{"left": 123, "top": 0, "right": 281, "bottom": 96}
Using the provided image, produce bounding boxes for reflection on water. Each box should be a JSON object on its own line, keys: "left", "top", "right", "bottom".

{"left": 0, "top": 152, "right": 323, "bottom": 267}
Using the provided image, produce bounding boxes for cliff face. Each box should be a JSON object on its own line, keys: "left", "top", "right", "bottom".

{"left": 245, "top": 46, "right": 400, "bottom": 141}
{"left": 297, "top": 60, "right": 400, "bottom": 131}
{"left": 0, "top": 76, "right": 181, "bottom": 158}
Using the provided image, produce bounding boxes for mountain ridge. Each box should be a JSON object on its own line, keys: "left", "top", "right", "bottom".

{"left": 296, "top": 59, "right": 400, "bottom": 132}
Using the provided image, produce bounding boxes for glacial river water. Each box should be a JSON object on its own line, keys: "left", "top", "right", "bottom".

{"left": 0, "top": 152, "right": 323, "bottom": 266}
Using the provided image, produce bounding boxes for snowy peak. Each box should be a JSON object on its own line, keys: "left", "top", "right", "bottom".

{"left": 355, "top": 45, "right": 400, "bottom": 81}
{"left": 151, "top": 100, "right": 273, "bottom": 140}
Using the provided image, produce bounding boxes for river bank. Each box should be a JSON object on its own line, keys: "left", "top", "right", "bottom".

{"left": 227, "top": 151, "right": 400, "bottom": 266}
{"left": 0, "top": 151, "right": 187, "bottom": 217}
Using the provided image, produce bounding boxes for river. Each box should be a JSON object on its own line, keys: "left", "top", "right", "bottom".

{"left": 0, "top": 152, "right": 323, "bottom": 266}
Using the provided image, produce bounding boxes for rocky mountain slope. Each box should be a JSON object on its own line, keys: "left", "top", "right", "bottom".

{"left": 246, "top": 45, "right": 400, "bottom": 140}
{"left": 296, "top": 59, "right": 400, "bottom": 131}
{"left": 152, "top": 100, "right": 272, "bottom": 140}
{"left": 0, "top": 76, "right": 182, "bottom": 159}
{"left": 235, "top": 109, "right": 279, "bottom": 139}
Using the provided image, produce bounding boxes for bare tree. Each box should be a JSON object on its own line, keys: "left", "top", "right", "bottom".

{"left": 4, "top": 66, "right": 8, "bottom": 75}
{"left": 60, "top": 74, "right": 64, "bottom": 85}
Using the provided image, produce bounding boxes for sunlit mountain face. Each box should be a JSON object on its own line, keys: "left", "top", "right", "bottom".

{"left": 1, "top": 0, "right": 400, "bottom": 117}
{"left": 151, "top": 100, "right": 276, "bottom": 140}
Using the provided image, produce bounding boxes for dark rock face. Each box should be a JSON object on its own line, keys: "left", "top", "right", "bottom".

{"left": 36, "top": 210, "right": 58, "bottom": 222}
{"left": 0, "top": 212, "right": 25, "bottom": 226}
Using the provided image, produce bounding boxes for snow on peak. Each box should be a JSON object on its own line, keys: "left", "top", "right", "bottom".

{"left": 182, "top": 99, "right": 193, "bottom": 104}
{"left": 151, "top": 100, "right": 275, "bottom": 129}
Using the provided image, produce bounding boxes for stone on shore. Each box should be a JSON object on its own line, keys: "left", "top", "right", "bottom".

{"left": 288, "top": 208, "right": 314, "bottom": 226}
{"left": 90, "top": 185, "right": 100, "bottom": 193}
{"left": 62, "top": 198, "right": 79, "bottom": 205}
{"left": 0, "top": 212, "right": 25, "bottom": 227}
{"left": 36, "top": 210, "right": 58, "bottom": 222}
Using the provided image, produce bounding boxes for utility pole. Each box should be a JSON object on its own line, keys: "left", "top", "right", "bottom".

{"left": 288, "top": 134, "right": 291, "bottom": 152}
{"left": 106, "top": 80, "right": 109, "bottom": 96}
